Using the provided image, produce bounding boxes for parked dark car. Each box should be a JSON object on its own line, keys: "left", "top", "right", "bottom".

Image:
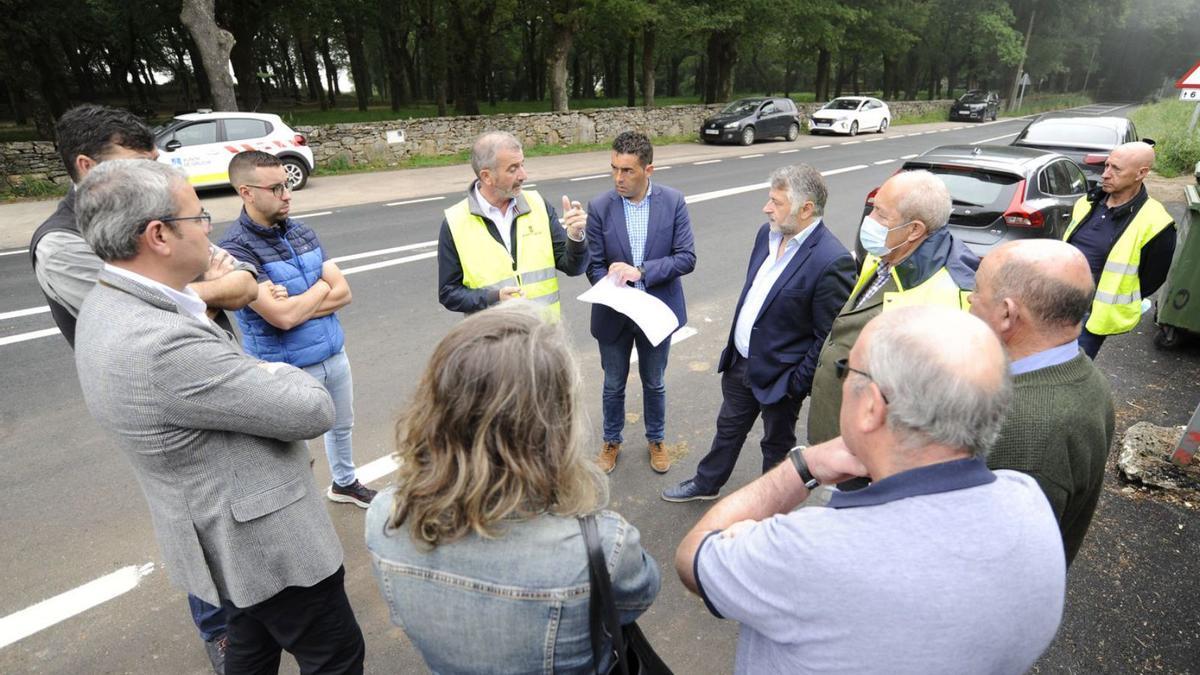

{"left": 950, "top": 90, "right": 1000, "bottom": 122}
{"left": 1011, "top": 116, "right": 1140, "bottom": 187}
{"left": 855, "top": 144, "right": 1089, "bottom": 262}
{"left": 700, "top": 97, "right": 802, "bottom": 146}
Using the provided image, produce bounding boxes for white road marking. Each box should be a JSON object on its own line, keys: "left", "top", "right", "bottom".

{"left": 329, "top": 240, "right": 437, "bottom": 264}
{"left": 293, "top": 211, "right": 333, "bottom": 219}
{"left": 873, "top": 159, "right": 895, "bottom": 165}
{"left": 971, "top": 132, "right": 1019, "bottom": 145}
{"left": 0, "top": 563, "right": 155, "bottom": 649}
{"left": 901, "top": 154, "right": 919, "bottom": 159}
{"left": 655, "top": 166, "right": 672, "bottom": 171}
{"left": 523, "top": 183, "right": 538, "bottom": 188}
{"left": 812, "top": 145, "right": 831, "bottom": 149}
{"left": 739, "top": 153, "right": 764, "bottom": 159}
{"left": 821, "top": 164, "right": 869, "bottom": 176}
{"left": 778, "top": 149, "right": 800, "bottom": 154}
{"left": 386, "top": 196, "right": 445, "bottom": 207}
{"left": 863, "top": 138, "right": 883, "bottom": 142}
{"left": 0, "top": 248, "right": 29, "bottom": 257}
{"left": 357, "top": 453, "right": 401, "bottom": 485}
{"left": 630, "top": 326, "right": 698, "bottom": 363}
{"left": 341, "top": 251, "right": 438, "bottom": 275}
{"left": 841, "top": 141, "right": 861, "bottom": 145}
{"left": 694, "top": 159, "right": 722, "bottom": 165}
{"left": 686, "top": 182, "right": 769, "bottom": 204}
{"left": 0, "top": 328, "right": 60, "bottom": 346}
{"left": 568, "top": 173, "right": 608, "bottom": 182}
{"left": 0, "top": 306, "right": 49, "bottom": 321}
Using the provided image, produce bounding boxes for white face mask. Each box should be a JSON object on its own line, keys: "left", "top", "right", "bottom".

{"left": 859, "top": 214, "right": 913, "bottom": 257}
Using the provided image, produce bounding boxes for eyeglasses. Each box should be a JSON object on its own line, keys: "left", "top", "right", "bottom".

{"left": 835, "top": 357, "right": 889, "bottom": 403}
{"left": 244, "top": 183, "right": 292, "bottom": 198}
{"left": 159, "top": 208, "right": 212, "bottom": 226}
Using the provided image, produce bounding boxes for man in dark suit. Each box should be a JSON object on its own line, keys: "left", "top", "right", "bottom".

{"left": 587, "top": 131, "right": 696, "bottom": 474}
{"left": 663, "top": 164, "right": 854, "bottom": 501}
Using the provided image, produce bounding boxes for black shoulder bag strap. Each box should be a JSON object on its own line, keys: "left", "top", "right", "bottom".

{"left": 581, "top": 514, "right": 629, "bottom": 675}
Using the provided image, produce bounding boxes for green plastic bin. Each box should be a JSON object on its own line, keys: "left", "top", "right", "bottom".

{"left": 1154, "top": 185, "right": 1200, "bottom": 346}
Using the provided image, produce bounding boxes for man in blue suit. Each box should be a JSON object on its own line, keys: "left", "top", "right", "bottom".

{"left": 663, "top": 164, "right": 854, "bottom": 501}
{"left": 588, "top": 131, "right": 696, "bottom": 474}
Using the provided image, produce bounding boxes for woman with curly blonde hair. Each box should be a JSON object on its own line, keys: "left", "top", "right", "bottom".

{"left": 366, "top": 302, "right": 660, "bottom": 674}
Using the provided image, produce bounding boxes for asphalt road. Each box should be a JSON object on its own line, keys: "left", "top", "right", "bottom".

{"left": 2, "top": 102, "right": 1196, "bottom": 674}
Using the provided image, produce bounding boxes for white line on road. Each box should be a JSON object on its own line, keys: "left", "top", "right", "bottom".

{"left": 693, "top": 159, "right": 722, "bottom": 165}
{"left": 523, "top": 183, "right": 538, "bottom": 188}
{"left": 821, "top": 164, "right": 869, "bottom": 176}
{"left": 841, "top": 141, "right": 861, "bottom": 145}
{"left": 901, "top": 154, "right": 919, "bottom": 159}
{"left": 0, "top": 306, "right": 49, "bottom": 321}
{"left": 778, "top": 149, "right": 800, "bottom": 154}
{"left": 341, "top": 251, "right": 438, "bottom": 276}
{"left": 655, "top": 166, "right": 672, "bottom": 171}
{"left": 294, "top": 211, "right": 333, "bottom": 219}
{"left": 812, "top": 145, "right": 831, "bottom": 149}
{"left": 0, "top": 328, "right": 60, "bottom": 346}
{"left": 386, "top": 196, "right": 445, "bottom": 207}
{"left": 873, "top": 159, "right": 895, "bottom": 165}
{"left": 0, "top": 563, "right": 155, "bottom": 649}
{"left": 329, "top": 240, "right": 437, "bottom": 265}
{"left": 569, "top": 173, "right": 608, "bottom": 182}
{"left": 631, "top": 326, "right": 698, "bottom": 363}
{"left": 357, "top": 454, "right": 401, "bottom": 485}
{"left": 739, "top": 154, "right": 764, "bottom": 159}
{"left": 686, "top": 182, "right": 769, "bottom": 204}
{"left": 0, "top": 248, "right": 29, "bottom": 257}
{"left": 863, "top": 138, "right": 883, "bottom": 142}
{"left": 971, "top": 132, "right": 1019, "bottom": 145}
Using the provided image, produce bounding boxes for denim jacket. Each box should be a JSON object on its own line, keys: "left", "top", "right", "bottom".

{"left": 365, "top": 487, "right": 661, "bottom": 674}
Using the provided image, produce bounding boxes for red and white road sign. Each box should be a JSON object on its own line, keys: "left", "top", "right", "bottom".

{"left": 1175, "top": 60, "right": 1200, "bottom": 88}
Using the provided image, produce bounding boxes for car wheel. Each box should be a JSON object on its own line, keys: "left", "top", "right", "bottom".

{"left": 849, "top": 121, "right": 859, "bottom": 136}
{"left": 1153, "top": 325, "right": 1184, "bottom": 350}
{"left": 786, "top": 123, "right": 800, "bottom": 141}
{"left": 281, "top": 157, "right": 309, "bottom": 191}
{"left": 878, "top": 118, "right": 889, "bottom": 133}
{"left": 740, "top": 126, "right": 756, "bottom": 146}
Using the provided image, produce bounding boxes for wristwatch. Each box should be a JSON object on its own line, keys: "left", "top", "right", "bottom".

{"left": 636, "top": 264, "right": 646, "bottom": 279}
{"left": 787, "top": 445, "right": 820, "bottom": 490}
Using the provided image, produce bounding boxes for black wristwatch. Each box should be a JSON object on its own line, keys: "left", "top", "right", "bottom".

{"left": 636, "top": 264, "right": 646, "bottom": 279}
{"left": 788, "top": 445, "right": 820, "bottom": 490}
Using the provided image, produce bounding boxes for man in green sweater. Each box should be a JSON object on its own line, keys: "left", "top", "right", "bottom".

{"left": 970, "top": 239, "right": 1115, "bottom": 566}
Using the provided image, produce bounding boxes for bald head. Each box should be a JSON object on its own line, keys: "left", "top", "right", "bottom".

{"left": 1101, "top": 141, "right": 1153, "bottom": 200}
{"left": 856, "top": 306, "right": 1011, "bottom": 456}
{"left": 1111, "top": 141, "right": 1155, "bottom": 170}
{"left": 977, "top": 239, "right": 1094, "bottom": 335}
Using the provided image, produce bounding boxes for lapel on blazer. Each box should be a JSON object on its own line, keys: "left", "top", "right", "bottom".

{"left": 755, "top": 222, "right": 823, "bottom": 323}
{"left": 609, "top": 191, "right": 634, "bottom": 263}
{"left": 98, "top": 269, "right": 230, "bottom": 341}
{"left": 641, "top": 183, "right": 665, "bottom": 261}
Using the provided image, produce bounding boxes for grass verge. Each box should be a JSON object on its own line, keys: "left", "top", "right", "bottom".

{"left": 1129, "top": 100, "right": 1200, "bottom": 178}
{"left": 0, "top": 179, "right": 68, "bottom": 203}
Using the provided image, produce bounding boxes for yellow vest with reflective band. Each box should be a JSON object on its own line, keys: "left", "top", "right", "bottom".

{"left": 445, "top": 189, "right": 561, "bottom": 321}
{"left": 1063, "top": 195, "right": 1173, "bottom": 335}
{"left": 853, "top": 253, "right": 973, "bottom": 311}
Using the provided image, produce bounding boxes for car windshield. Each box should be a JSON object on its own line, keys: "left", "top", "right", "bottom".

{"left": 1017, "top": 122, "right": 1121, "bottom": 149}
{"left": 721, "top": 99, "right": 763, "bottom": 115}
{"left": 959, "top": 93, "right": 989, "bottom": 103}
{"left": 824, "top": 99, "right": 862, "bottom": 111}
{"left": 917, "top": 165, "right": 1021, "bottom": 209}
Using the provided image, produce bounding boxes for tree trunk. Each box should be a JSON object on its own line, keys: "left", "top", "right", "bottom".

{"left": 297, "top": 33, "right": 325, "bottom": 108}
{"left": 1007, "top": 4, "right": 1036, "bottom": 111}
{"left": 546, "top": 21, "right": 572, "bottom": 111}
{"left": 181, "top": 29, "right": 213, "bottom": 106}
{"left": 180, "top": 0, "right": 237, "bottom": 110}
{"left": 342, "top": 16, "right": 372, "bottom": 111}
{"left": 318, "top": 32, "right": 339, "bottom": 105}
{"left": 571, "top": 51, "right": 582, "bottom": 99}
{"left": 641, "top": 25, "right": 656, "bottom": 108}
{"left": 668, "top": 53, "right": 682, "bottom": 97}
{"left": 625, "top": 38, "right": 636, "bottom": 107}
{"left": 815, "top": 48, "right": 831, "bottom": 101}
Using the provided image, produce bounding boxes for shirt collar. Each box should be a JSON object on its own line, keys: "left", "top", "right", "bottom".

{"left": 621, "top": 182, "right": 653, "bottom": 208}
{"left": 103, "top": 264, "right": 209, "bottom": 322}
{"left": 1010, "top": 340, "right": 1080, "bottom": 376}
{"left": 825, "top": 457, "right": 996, "bottom": 509}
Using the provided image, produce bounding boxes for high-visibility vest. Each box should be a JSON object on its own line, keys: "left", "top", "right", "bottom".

{"left": 1064, "top": 195, "right": 1173, "bottom": 335}
{"left": 445, "top": 189, "right": 561, "bottom": 321}
{"left": 854, "top": 253, "right": 973, "bottom": 311}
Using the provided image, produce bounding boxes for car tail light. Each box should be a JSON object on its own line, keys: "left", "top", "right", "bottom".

{"left": 1002, "top": 180, "right": 1044, "bottom": 228}
{"left": 294, "top": 134, "right": 308, "bottom": 146}
{"left": 865, "top": 187, "right": 880, "bottom": 207}
{"left": 1082, "top": 153, "right": 1107, "bottom": 166}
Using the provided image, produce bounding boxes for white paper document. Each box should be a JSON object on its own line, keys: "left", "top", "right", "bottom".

{"left": 577, "top": 275, "right": 680, "bottom": 346}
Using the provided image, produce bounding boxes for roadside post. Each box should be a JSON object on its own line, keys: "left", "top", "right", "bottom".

{"left": 1171, "top": 403, "right": 1200, "bottom": 466}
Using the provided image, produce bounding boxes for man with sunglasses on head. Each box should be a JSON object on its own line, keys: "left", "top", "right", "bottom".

{"left": 219, "top": 150, "right": 376, "bottom": 510}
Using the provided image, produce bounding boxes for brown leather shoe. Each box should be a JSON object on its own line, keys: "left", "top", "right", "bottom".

{"left": 597, "top": 441, "right": 620, "bottom": 474}
{"left": 648, "top": 441, "right": 671, "bottom": 473}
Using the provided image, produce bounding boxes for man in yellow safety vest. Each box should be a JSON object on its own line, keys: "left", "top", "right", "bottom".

{"left": 437, "top": 131, "right": 588, "bottom": 320}
{"left": 1063, "top": 141, "right": 1176, "bottom": 358}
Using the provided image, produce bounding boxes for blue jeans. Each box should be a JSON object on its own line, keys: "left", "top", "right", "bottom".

{"left": 189, "top": 594, "right": 227, "bottom": 641}
{"left": 302, "top": 349, "right": 358, "bottom": 487}
{"left": 598, "top": 328, "right": 671, "bottom": 443}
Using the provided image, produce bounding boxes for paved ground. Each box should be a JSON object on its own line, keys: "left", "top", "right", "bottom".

{"left": 1, "top": 104, "right": 1197, "bottom": 673}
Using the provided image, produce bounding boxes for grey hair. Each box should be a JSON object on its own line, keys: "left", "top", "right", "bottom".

{"left": 893, "top": 169, "right": 952, "bottom": 232}
{"left": 993, "top": 257, "right": 1094, "bottom": 328}
{"left": 859, "top": 306, "right": 1012, "bottom": 457}
{"left": 76, "top": 159, "right": 188, "bottom": 262}
{"left": 770, "top": 164, "right": 827, "bottom": 217}
{"left": 471, "top": 131, "right": 523, "bottom": 177}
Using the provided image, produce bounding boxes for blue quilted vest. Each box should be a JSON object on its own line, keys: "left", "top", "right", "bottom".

{"left": 220, "top": 211, "right": 344, "bottom": 368}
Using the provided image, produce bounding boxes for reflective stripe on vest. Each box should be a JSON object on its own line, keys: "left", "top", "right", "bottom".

{"left": 855, "top": 254, "right": 972, "bottom": 311}
{"left": 445, "top": 189, "right": 561, "bottom": 321}
{"left": 1063, "top": 195, "right": 1173, "bottom": 335}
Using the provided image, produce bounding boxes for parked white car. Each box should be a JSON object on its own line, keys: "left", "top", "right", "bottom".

{"left": 154, "top": 111, "right": 315, "bottom": 190}
{"left": 808, "top": 96, "right": 891, "bottom": 136}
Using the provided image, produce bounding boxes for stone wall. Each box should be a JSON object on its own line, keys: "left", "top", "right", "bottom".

{"left": 1, "top": 99, "right": 959, "bottom": 188}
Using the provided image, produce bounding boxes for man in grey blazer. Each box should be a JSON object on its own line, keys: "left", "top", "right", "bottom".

{"left": 73, "top": 159, "right": 365, "bottom": 674}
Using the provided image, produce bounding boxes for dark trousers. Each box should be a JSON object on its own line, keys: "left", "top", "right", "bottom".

{"left": 1079, "top": 326, "right": 1107, "bottom": 359}
{"left": 693, "top": 354, "right": 804, "bottom": 493}
{"left": 221, "top": 567, "right": 365, "bottom": 675}
{"left": 188, "top": 593, "right": 227, "bottom": 641}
